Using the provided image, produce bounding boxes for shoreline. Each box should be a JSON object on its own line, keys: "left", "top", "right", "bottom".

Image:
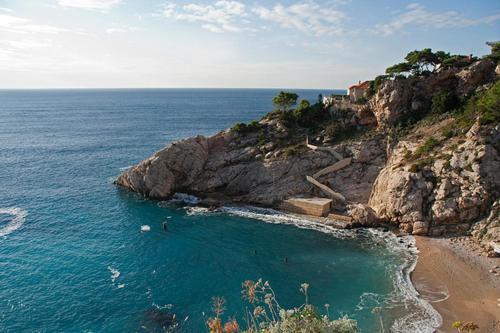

{"left": 185, "top": 204, "right": 442, "bottom": 332}
{"left": 412, "top": 236, "right": 500, "bottom": 333}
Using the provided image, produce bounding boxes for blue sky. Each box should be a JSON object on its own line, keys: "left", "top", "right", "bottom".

{"left": 0, "top": 0, "right": 498, "bottom": 88}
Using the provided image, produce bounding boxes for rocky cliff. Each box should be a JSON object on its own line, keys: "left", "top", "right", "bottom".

{"left": 116, "top": 58, "right": 499, "bottom": 244}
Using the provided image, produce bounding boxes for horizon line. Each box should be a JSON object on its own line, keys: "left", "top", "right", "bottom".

{"left": 0, "top": 87, "right": 347, "bottom": 91}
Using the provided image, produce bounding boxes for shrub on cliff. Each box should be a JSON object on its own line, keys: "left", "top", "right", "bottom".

{"left": 205, "top": 279, "right": 358, "bottom": 333}
{"left": 293, "top": 100, "right": 329, "bottom": 127}
{"left": 232, "top": 121, "right": 261, "bottom": 134}
{"left": 431, "top": 91, "right": 460, "bottom": 114}
{"left": 366, "top": 75, "right": 389, "bottom": 97}
{"left": 475, "top": 80, "right": 500, "bottom": 125}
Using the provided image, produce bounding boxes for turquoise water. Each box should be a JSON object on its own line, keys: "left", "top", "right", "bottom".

{"left": 0, "top": 89, "right": 437, "bottom": 332}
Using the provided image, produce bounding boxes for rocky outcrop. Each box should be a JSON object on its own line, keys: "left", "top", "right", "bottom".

{"left": 369, "top": 78, "right": 413, "bottom": 128}
{"left": 369, "top": 59, "right": 497, "bottom": 128}
{"left": 117, "top": 135, "right": 210, "bottom": 199}
{"left": 369, "top": 123, "right": 500, "bottom": 235}
{"left": 117, "top": 58, "right": 498, "bottom": 239}
{"left": 471, "top": 200, "right": 500, "bottom": 257}
{"left": 117, "top": 126, "right": 386, "bottom": 207}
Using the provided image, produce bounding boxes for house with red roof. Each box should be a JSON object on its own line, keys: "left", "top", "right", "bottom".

{"left": 348, "top": 80, "right": 370, "bottom": 101}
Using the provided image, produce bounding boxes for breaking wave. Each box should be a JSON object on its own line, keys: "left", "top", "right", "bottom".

{"left": 0, "top": 207, "right": 27, "bottom": 237}
{"left": 107, "top": 266, "right": 121, "bottom": 284}
{"left": 184, "top": 204, "right": 442, "bottom": 333}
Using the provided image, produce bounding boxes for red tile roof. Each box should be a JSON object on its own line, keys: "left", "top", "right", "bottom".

{"left": 348, "top": 81, "right": 370, "bottom": 89}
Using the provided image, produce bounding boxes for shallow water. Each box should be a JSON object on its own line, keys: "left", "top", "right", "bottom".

{"left": 0, "top": 89, "right": 439, "bottom": 332}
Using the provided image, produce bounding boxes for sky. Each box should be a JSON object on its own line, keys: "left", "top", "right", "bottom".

{"left": 0, "top": 0, "right": 498, "bottom": 89}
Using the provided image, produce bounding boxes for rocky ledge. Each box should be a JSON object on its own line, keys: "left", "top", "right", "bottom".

{"left": 117, "top": 55, "right": 499, "bottom": 254}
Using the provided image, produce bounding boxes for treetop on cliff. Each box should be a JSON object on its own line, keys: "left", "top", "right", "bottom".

{"left": 272, "top": 91, "right": 299, "bottom": 113}
{"left": 385, "top": 48, "right": 472, "bottom": 76}
{"left": 486, "top": 41, "right": 500, "bottom": 64}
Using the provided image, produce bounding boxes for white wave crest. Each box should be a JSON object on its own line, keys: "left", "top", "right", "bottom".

{"left": 186, "top": 206, "right": 214, "bottom": 216}
{"left": 0, "top": 207, "right": 27, "bottom": 237}
{"left": 365, "top": 229, "right": 442, "bottom": 333}
{"left": 219, "top": 206, "right": 355, "bottom": 238}
{"left": 119, "top": 165, "right": 134, "bottom": 171}
{"left": 107, "top": 266, "right": 121, "bottom": 283}
{"left": 170, "top": 193, "right": 200, "bottom": 205}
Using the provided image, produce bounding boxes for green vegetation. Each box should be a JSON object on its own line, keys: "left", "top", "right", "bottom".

{"left": 385, "top": 48, "right": 471, "bottom": 76}
{"left": 292, "top": 101, "right": 328, "bottom": 127}
{"left": 272, "top": 91, "right": 299, "bottom": 113}
{"left": 485, "top": 41, "right": 500, "bottom": 64}
{"left": 325, "top": 122, "right": 342, "bottom": 138}
{"left": 232, "top": 120, "right": 261, "bottom": 134}
{"left": 475, "top": 80, "right": 500, "bottom": 125}
{"left": 409, "top": 157, "right": 435, "bottom": 173}
{"left": 205, "top": 279, "right": 358, "bottom": 333}
{"left": 269, "top": 93, "right": 329, "bottom": 129}
{"left": 405, "top": 137, "right": 440, "bottom": 161}
{"left": 366, "top": 75, "right": 389, "bottom": 97}
{"left": 451, "top": 80, "right": 500, "bottom": 132}
{"left": 431, "top": 91, "right": 460, "bottom": 114}
{"left": 283, "top": 143, "right": 308, "bottom": 157}
{"left": 452, "top": 321, "right": 479, "bottom": 333}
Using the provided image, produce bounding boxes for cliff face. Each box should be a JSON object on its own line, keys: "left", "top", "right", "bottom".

{"left": 370, "top": 59, "right": 497, "bottom": 128}
{"left": 369, "top": 122, "right": 500, "bottom": 236}
{"left": 117, "top": 124, "right": 386, "bottom": 207}
{"left": 117, "top": 58, "right": 499, "bottom": 241}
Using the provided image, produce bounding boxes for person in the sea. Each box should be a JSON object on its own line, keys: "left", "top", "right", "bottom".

{"left": 162, "top": 222, "right": 167, "bottom": 232}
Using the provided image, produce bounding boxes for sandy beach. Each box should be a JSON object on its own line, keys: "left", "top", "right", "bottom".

{"left": 412, "top": 236, "right": 500, "bottom": 333}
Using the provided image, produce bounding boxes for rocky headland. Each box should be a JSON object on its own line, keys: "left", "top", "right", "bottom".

{"left": 116, "top": 49, "right": 500, "bottom": 256}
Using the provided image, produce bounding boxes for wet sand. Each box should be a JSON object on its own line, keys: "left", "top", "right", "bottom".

{"left": 412, "top": 236, "right": 500, "bottom": 333}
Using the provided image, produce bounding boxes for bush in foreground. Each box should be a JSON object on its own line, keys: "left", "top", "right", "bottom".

{"left": 205, "top": 279, "right": 358, "bottom": 333}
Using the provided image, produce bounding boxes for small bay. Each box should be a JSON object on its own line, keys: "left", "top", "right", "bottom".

{"left": 0, "top": 89, "right": 436, "bottom": 332}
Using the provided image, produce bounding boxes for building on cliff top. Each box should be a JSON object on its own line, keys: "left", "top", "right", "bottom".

{"left": 348, "top": 80, "right": 369, "bottom": 101}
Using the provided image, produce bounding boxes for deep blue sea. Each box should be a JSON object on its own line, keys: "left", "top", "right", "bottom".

{"left": 0, "top": 89, "right": 439, "bottom": 332}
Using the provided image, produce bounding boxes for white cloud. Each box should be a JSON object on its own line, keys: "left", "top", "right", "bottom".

{"left": 166, "top": 0, "right": 247, "bottom": 33}
{"left": 0, "top": 40, "right": 51, "bottom": 50}
{"left": 253, "top": 2, "right": 345, "bottom": 36}
{"left": 162, "top": 3, "right": 176, "bottom": 18}
{"left": 0, "top": 14, "right": 70, "bottom": 34}
{"left": 57, "top": 0, "right": 122, "bottom": 11}
{"left": 374, "top": 3, "right": 500, "bottom": 35}
{"left": 106, "top": 25, "right": 138, "bottom": 33}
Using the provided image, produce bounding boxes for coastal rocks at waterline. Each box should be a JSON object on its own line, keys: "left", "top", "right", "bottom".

{"left": 117, "top": 57, "right": 498, "bottom": 239}
{"left": 116, "top": 128, "right": 387, "bottom": 208}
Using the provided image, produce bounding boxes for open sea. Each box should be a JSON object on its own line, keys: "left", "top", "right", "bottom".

{"left": 0, "top": 89, "right": 440, "bottom": 332}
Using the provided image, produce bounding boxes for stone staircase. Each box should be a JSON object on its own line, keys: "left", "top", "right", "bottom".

{"left": 280, "top": 138, "right": 354, "bottom": 225}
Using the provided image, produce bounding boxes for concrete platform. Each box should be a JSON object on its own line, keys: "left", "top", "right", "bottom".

{"left": 280, "top": 197, "right": 332, "bottom": 217}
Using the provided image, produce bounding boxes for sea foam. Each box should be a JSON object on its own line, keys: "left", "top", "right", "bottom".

{"left": 0, "top": 207, "right": 27, "bottom": 237}
{"left": 185, "top": 204, "right": 442, "bottom": 333}
{"left": 107, "top": 266, "right": 121, "bottom": 284}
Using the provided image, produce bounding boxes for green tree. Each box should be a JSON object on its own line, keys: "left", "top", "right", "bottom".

{"left": 385, "top": 62, "right": 413, "bottom": 75}
{"left": 405, "top": 48, "right": 440, "bottom": 74}
{"left": 385, "top": 48, "right": 461, "bottom": 76}
{"left": 486, "top": 41, "right": 500, "bottom": 64}
{"left": 272, "top": 91, "right": 299, "bottom": 113}
{"left": 298, "top": 99, "right": 310, "bottom": 110}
